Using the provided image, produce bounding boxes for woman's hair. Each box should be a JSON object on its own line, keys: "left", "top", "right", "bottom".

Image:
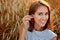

{"left": 28, "top": 1, "right": 50, "bottom": 32}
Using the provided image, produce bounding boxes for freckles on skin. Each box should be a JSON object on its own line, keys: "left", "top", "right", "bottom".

{"left": 33, "top": 6, "right": 49, "bottom": 27}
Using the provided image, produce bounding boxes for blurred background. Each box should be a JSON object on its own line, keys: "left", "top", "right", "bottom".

{"left": 0, "top": 0, "right": 60, "bottom": 40}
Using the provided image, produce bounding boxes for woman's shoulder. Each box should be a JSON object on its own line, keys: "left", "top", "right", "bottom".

{"left": 47, "top": 29, "right": 57, "bottom": 35}
{"left": 46, "top": 29, "right": 57, "bottom": 39}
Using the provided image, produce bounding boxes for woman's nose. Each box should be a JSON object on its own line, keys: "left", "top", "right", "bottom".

{"left": 42, "top": 15, "right": 46, "bottom": 20}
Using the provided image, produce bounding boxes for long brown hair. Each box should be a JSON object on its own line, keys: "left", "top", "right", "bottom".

{"left": 28, "top": 1, "right": 50, "bottom": 32}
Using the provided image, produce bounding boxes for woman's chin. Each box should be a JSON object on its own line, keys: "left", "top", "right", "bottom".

{"left": 39, "top": 24, "right": 45, "bottom": 27}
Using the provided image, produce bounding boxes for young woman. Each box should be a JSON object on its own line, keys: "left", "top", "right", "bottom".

{"left": 18, "top": 1, "right": 57, "bottom": 40}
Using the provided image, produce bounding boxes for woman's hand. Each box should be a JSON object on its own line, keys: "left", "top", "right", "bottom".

{"left": 18, "top": 15, "right": 33, "bottom": 40}
{"left": 22, "top": 15, "right": 33, "bottom": 29}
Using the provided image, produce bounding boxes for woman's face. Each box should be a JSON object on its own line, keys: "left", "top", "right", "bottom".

{"left": 33, "top": 6, "right": 49, "bottom": 27}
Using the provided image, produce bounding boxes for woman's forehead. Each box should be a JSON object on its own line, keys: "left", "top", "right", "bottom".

{"left": 36, "top": 6, "right": 48, "bottom": 13}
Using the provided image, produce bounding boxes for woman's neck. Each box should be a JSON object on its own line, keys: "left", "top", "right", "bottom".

{"left": 34, "top": 23, "right": 43, "bottom": 31}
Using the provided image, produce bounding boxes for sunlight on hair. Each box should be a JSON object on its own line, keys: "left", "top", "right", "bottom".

{"left": 40, "top": 0, "right": 51, "bottom": 10}
{"left": 34, "top": 0, "right": 51, "bottom": 11}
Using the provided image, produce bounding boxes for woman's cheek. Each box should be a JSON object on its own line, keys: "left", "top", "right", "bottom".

{"left": 46, "top": 14, "right": 49, "bottom": 18}
{"left": 34, "top": 16, "right": 43, "bottom": 26}
{"left": 36, "top": 16, "right": 48, "bottom": 27}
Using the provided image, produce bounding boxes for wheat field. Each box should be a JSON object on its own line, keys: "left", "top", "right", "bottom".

{"left": 0, "top": 0, "right": 60, "bottom": 40}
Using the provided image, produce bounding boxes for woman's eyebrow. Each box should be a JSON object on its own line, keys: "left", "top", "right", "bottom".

{"left": 37, "top": 12, "right": 49, "bottom": 13}
{"left": 45, "top": 12, "right": 49, "bottom": 15}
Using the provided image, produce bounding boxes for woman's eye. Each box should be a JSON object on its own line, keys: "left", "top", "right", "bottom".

{"left": 45, "top": 13, "right": 49, "bottom": 15}
{"left": 38, "top": 13, "right": 42, "bottom": 15}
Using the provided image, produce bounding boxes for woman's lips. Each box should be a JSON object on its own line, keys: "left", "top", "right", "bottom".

{"left": 41, "top": 21, "right": 46, "bottom": 25}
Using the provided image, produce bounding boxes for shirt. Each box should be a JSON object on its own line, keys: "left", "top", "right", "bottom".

{"left": 26, "top": 28, "right": 57, "bottom": 40}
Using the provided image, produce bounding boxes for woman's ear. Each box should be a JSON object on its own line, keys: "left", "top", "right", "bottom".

{"left": 31, "top": 14, "right": 34, "bottom": 18}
